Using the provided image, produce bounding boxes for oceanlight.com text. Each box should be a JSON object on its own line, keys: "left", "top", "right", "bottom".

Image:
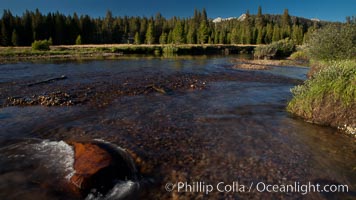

{"left": 165, "top": 181, "right": 349, "bottom": 195}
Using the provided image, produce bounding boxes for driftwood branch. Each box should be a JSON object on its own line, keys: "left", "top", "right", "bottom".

{"left": 28, "top": 75, "right": 67, "bottom": 87}
{"left": 151, "top": 85, "right": 167, "bottom": 94}
{"left": 146, "top": 84, "right": 168, "bottom": 94}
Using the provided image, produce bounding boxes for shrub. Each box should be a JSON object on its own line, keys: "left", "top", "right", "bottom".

{"left": 307, "top": 24, "right": 356, "bottom": 60}
{"left": 290, "top": 50, "right": 309, "bottom": 60}
{"left": 31, "top": 39, "right": 51, "bottom": 51}
{"left": 75, "top": 35, "right": 82, "bottom": 45}
{"left": 254, "top": 38, "right": 296, "bottom": 59}
{"left": 254, "top": 44, "right": 277, "bottom": 59}
{"left": 162, "top": 45, "right": 178, "bottom": 54}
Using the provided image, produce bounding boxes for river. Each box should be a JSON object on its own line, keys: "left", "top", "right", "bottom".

{"left": 0, "top": 56, "right": 355, "bottom": 200}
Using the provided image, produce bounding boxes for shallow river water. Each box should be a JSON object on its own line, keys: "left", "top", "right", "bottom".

{"left": 0, "top": 56, "right": 355, "bottom": 200}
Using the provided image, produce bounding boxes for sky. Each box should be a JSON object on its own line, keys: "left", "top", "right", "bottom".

{"left": 0, "top": 0, "right": 355, "bottom": 22}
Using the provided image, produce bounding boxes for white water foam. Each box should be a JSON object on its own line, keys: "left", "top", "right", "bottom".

{"left": 85, "top": 180, "right": 139, "bottom": 200}
{"left": 29, "top": 140, "right": 76, "bottom": 180}
{"left": 104, "top": 180, "right": 139, "bottom": 200}
{"left": 83, "top": 139, "right": 140, "bottom": 200}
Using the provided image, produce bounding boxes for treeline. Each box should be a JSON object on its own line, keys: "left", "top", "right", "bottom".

{"left": 0, "top": 7, "right": 332, "bottom": 46}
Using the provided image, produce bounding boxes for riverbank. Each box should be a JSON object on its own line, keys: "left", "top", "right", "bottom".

{"left": 0, "top": 44, "right": 257, "bottom": 63}
{"left": 287, "top": 24, "right": 356, "bottom": 137}
{"left": 287, "top": 59, "right": 356, "bottom": 137}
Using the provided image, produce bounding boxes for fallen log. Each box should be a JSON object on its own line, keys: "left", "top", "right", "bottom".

{"left": 28, "top": 75, "right": 67, "bottom": 87}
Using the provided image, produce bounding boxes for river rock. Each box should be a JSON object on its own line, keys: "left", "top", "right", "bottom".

{"left": 69, "top": 142, "right": 112, "bottom": 189}
{"left": 67, "top": 141, "right": 137, "bottom": 195}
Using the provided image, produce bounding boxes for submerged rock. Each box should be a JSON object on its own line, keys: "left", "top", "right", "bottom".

{"left": 6, "top": 91, "right": 77, "bottom": 106}
{"left": 233, "top": 63, "right": 271, "bottom": 70}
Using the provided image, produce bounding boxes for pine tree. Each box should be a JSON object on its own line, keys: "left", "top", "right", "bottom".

{"left": 281, "top": 9, "right": 291, "bottom": 27}
{"left": 230, "top": 28, "right": 239, "bottom": 44}
{"left": 1, "top": 10, "right": 14, "bottom": 46}
{"left": 252, "top": 27, "right": 258, "bottom": 44}
{"left": 302, "top": 27, "right": 313, "bottom": 44}
{"left": 139, "top": 18, "right": 147, "bottom": 39}
{"left": 172, "top": 21, "right": 183, "bottom": 44}
{"left": 240, "top": 29, "right": 245, "bottom": 44}
{"left": 22, "top": 11, "right": 33, "bottom": 46}
{"left": 256, "top": 27, "right": 264, "bottom": 44}
{"left": 243, "top": 27, "right": 252, "bottom": 44}
{"left": 80, "top": 15, "right": 95, "bottom": 44}
{"left": 202, "top": 8, "right": 208, "bottom": 22}
{"left": 145, "top": 22, "right": 154, "bottom": 44}
{"left": 159, "top": 32, "right": 167, "bottom": 44}
{"left": 186, "top": 21, "right": 196, "bottom": 44}
{"left": 214, "top": 30, "right": 219, "bottom": 44}
{"left": 0, "top": 8, "right": 316, "bottom": 46}
{"left": 1, "top": 23, "right": 9, "bottom": 46}
{"left": 226, "top": 33, "right": 231, "bottom": 44}
{"left": 54, "top": 12, "right": 64, "bottom": 45}
{"left": 193, "top": 8, "right": 200, "bottom": 24}
{"left": 292, "top": 25, "right": 303, "bottom": 45}
{"left": 264, "top": 23, "right": 273, "bottom": 43}
{"left": 103, "top": 10, "right": 114, "bottom": 43}
{"left": 71, "top": 13, "right": 80, "bottom": 43}
{"left": 198, "top": 21, "right": 208, "bottom": 44}
{"left": 272, "top": 25, "right": 280, "bottom": 42}
{"left": 219, "top": 30, "right": 225, "bottom": 44}
{"left": 11, "top": 29, "right": 18, "bottom": 46}
{"left": 186, "top": 28, "right": 196, "bottom": 44}
{"left": 256, "top": 6, "right": 265, "bottom": 28}
{"left": 167, "top": 30, "right": 173, "bottom": 44}
{"left": 280, "top": 9, "right": 291, "bottom": 39}
{"left": 241, "top": 10, "right": 253, "bottom": 44}
{"left": 134, "top": 32, "right": 140, "bottom": 44}
{"left": 209, "top": 32, "right": 214, "bottom": 44}
{"left": 154, "top": 12, "right": 163, "bottom": 37}
{"left": 281, "top": 25, "right": 291, "bottom": 39}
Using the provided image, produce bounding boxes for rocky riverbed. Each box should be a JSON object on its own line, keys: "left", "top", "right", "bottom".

{"left": 0, "top": 57, "right": 354, "bottom": 200}
{"left": 1, "top": 69, "right": 301, "bottom": 108}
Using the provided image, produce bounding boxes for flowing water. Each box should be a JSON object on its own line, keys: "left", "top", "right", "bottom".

{"left": 0, "top": 56, "right": 355, "bottom": 200}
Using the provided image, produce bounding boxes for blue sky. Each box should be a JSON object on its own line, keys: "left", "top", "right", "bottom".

{"left": 0, "top": 0, "right": 354, "bottom": 22}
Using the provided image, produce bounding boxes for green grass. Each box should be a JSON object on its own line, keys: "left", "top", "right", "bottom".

{"left": 0, "top": 44, "right": 257, "bottom": 61}
{"left": 287, "top": 59, "right": 356, "bottom": 116}
{"left": 0, "top": 46, "right": 103, "bottom": 58}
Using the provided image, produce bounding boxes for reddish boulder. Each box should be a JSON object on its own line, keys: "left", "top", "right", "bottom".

{"left": 69, "top": 142, "right": 112, "bottom": 189}
{"left": 67, "top": 141, "right": 137, "bottom": 196}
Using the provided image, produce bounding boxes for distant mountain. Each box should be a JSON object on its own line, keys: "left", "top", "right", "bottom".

{"left": 212, "top": 17, "right": 236, "bottom": 23}
{"left": 212, "top": 13, "right": 331, "bottom": 28}
{"left": 213, "top": 14, "right": 246, "bottom": 23}
{"left": 311, "top": 18, "right": 320, "bottom": 22}
{"left": 237, "top": 14, "right": 246, "bottom": 21}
